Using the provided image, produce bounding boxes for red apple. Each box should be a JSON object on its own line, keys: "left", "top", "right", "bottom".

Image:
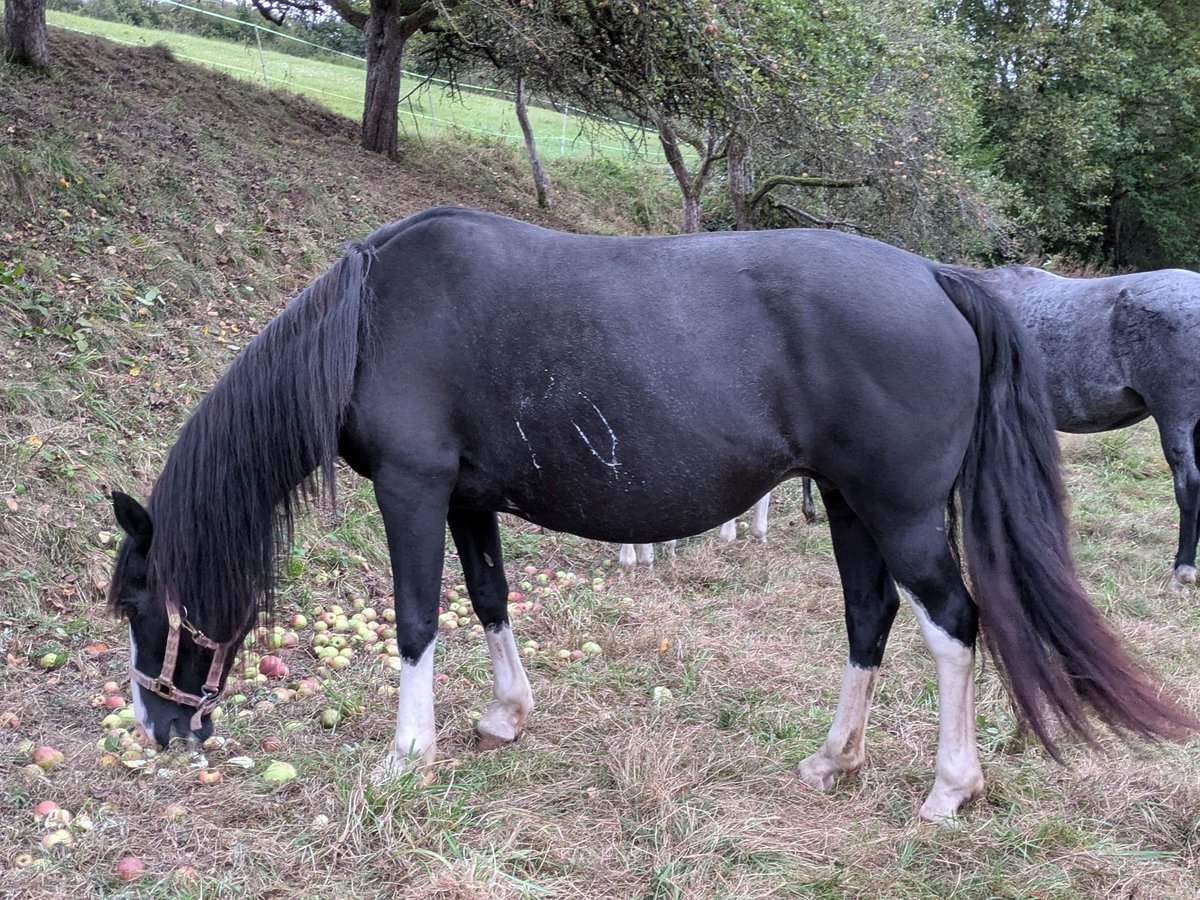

{"left": 33, "top": 799, "right": 59, "bottom": 817}
{"left": 0, "top": 711, "right": 19, "bottom": 728}
{"left": 116, "top": 855, "right": 147, "bottom": 882}
{"left": 196, "top": 768, "right": 222, "bottom": 786}
{"left": 104, "top": 695, "right": 126, "bottom": 710}
{"left": 101, "top": 681, "right": 120, "bottom": 694}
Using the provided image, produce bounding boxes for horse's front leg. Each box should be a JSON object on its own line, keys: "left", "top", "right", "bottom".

{"left": 371, "top": 465, "right": 453, "bottom": 778}
{"left": 448, "top": 509, "right": 534, "bottom": 750}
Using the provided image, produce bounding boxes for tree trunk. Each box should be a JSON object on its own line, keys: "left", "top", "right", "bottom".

{"left": 361, "top": 0, "right": 409, "bottom": 157}
{"left": 515, "top": 76, "right": 552, "bottom": 208}
{"left": 727, "top": 136, "right": 754, "bottom": 231}
{"left": 656, "top": 118, "right": 705, "bottom": 234}
{"left": 4, "top": 0, "right": 50, "bottom": 68}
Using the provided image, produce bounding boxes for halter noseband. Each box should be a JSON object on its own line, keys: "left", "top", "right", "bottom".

{"left": 129, "top": 595, "right": 236, "bottom": 733}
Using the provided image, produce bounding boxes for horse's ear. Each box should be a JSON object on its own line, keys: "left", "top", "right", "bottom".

{"left": 112, "top": 491, "right": 153, "bottom": 551}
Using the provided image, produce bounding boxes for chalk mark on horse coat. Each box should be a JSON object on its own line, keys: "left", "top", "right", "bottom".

{"left": 572, "top": 393, "right": 620, "bottom": 479}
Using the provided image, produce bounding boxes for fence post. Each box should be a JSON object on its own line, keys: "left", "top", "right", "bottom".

{"left": 560, "top": 105, "right": 569, "bottom": 157}
{"left": 254, "top": 27, "right": 269, "bottom": 88}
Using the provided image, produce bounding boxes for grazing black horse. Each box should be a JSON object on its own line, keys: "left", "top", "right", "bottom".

{"left": 108, "top": 207, "right": 1195, "bottom": 822}
{"left": 957, "top": 265, "right": 1200, "bottom": 590}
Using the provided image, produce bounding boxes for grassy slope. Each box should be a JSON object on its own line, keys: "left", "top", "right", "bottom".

{"left": 2, "top": 27, "right": 1200, "bottom": 900}
{"left": 43, "top": 7, "right": 668, "bottom": 164}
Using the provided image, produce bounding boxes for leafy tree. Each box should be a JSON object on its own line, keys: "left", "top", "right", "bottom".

{"left": 250, "top": 0, "right": 459, "bottom": 157}
{"left": 4, "top": 0, "right": 50, "bottom": 67}
{"left": 435, "top": 0, "right": 1005, "bottom": 256}
{"left": 945, "top": 0, "right": 1200, "bottom": 268}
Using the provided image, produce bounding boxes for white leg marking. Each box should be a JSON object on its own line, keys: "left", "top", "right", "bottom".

{"left": 477, "top": 624, "right": 534, "bottom": 750}
{"left": 904, "top": 593, "right": 984, "bottom": 822}
{"left": 635, "top": 543, "right": 655, "bottom": 566}
{"left": 719, "top": 518, "right": 737, "bottom": 542}
{"left": 663, "top": 540, "right": 676, "bottom": 558}
{"left": 618, "top": 543, "right": 637, "bottom": 568}
{"left": 751, "top": 493, "right": 771, "bottom": 542}
{"left": 798, "top": 663, "right": 878, "bottom": 791}
{"left": 374, "top": 641, "right": 437, "bottom": 780}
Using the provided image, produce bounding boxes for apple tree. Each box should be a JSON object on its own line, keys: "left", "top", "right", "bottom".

{"left": 249, "top": 0, "right": 459, "bottom": 158}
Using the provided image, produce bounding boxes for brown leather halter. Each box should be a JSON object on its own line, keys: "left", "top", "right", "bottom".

{"left": 129, "top": 595, "right": 236, "bottom": 733}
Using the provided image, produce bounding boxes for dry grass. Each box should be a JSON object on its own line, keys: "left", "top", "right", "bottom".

{"left": 3, "top": 26, "right": 1200, "bottom": 900}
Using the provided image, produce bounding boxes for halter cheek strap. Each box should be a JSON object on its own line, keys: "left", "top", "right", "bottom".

{"left": 129, "top": 596, "right": 235, "bottom": 733}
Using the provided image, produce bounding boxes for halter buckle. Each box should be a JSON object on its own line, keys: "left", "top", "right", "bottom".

{"left": 154, "top": 678, "right": 175, "bottom": 699}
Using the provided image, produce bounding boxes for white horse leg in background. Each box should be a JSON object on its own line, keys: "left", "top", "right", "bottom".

{"left": 618, "top": 493, "right": 771, "bottom": 568}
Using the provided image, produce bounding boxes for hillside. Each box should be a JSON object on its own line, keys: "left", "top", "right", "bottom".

{"left": 0, "top": 27, "right": 672, "bottom": 620}
{"left": 3, "top": 27, "right": 1200, "bottom": 900}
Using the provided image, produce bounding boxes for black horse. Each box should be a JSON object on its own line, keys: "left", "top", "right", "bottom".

{"left": 961, "top": 264, "right": 1200, "bottom": 590}
{"left": 108, "top": 207, "right": 1194, "bottom": 822}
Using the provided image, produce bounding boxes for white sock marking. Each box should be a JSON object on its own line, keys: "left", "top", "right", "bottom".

{"left": 903, "top": 591, "right": 983, "bottom": 820}
{"left": 393, "top": 641, "right": 437, "bottom": 761}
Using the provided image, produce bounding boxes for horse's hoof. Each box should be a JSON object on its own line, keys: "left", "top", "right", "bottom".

{"left": 918, "top": 781, "right": 983, "bottom": 825}
{"left": 475, "top": 700, "right": 528, "bottom": 752}
{"left": 476, "top": 730, "right": 516, "bottom": 752}
{"left": 1172, "top": 565, "right": 1197, "bottom": 589}
{"left": 796, "top": 755, "right": 841, "bottom": 792}
{"left": 371, "top": 745, "right": 434, "bottom": 783}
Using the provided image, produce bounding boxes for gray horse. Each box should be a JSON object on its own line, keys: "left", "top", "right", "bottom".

{"left": 965, "top": 265, "right": 1200, "bottom": 589}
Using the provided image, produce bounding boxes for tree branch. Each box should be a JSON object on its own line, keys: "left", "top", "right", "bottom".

{"left": 748, "top": 174, "right": 869, "bottom": 212}
{"left": 768, "top": 198, "right": 872, "bottom": 235}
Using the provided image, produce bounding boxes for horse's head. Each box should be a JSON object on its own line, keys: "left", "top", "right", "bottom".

{"left": 109, "top": 491, "right": 238, "bottom": 747}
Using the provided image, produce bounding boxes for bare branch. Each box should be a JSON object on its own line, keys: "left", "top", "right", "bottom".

{"left": 748, "top": 174, "right": 869, "bottom": 212}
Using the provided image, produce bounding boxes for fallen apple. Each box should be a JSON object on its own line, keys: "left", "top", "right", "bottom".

{"left": 32, "top": 799, "right": 59, "bottom": 818}
{"left": 116, "top": 855, "right": 148, "bottom": 882}
{"left": 162, "top": 803, "right": 188, "bottom": 822}
{"left": 196, "top": 768, "right": 222, "bottom": 785}
{"left": 101, "top": 680, "right": 120, "bottom": 694}
{"left": 103, "top": 695, "right": 126, "bottom": 710}
{"left": 43, "top": 808, "right": 72, "bottom": 828}
{"left": 319, "top": 708, "right": 341, "bottom": 729}
{"left": 32, "top": 746, "right": 65, "bottom": 770}
{"left": 0, "top": 711, "right": 20, "bottom": 728}
{"left": 41, "top": 828, "right": 73, "bottom": 849}
{"left": 260, "top": 760, "right": 297, "bottom": 786}
{"left": 12, "top": 852, "right": 34, "bottom": 869}
{"left": 38, "top": 651, "right": 66, "bottom": 670}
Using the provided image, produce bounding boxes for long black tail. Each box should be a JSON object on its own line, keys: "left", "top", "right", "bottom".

{"left": 933, "top": 266, "right": 1197, "bottom": 759}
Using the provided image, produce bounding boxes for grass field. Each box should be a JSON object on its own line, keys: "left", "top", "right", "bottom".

{"left": 3, "top": 26, "right": 1200, "bottom": 900}
{"left": 44, "top": 7, "right": 667, "bottom": 165}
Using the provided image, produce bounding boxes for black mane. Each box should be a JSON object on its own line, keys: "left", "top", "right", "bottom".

{"left": 118, "top": 244, "right": 373, "bottom": 641}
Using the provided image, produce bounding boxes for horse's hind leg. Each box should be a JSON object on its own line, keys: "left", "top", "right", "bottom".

{"left": 798, "top": 489, "right": 899, "bottom": 791}
{"left": 1157, "top": 417, "right": 1200, "bottom": 589}
{"left": 617, "top": 543, "right": 656, "bottom": 567}
{"left": 448, "top": 509, "right": 534, "bottom": 750}
{"left": 874, "top": 507, "right": 985, "bottom": 822}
